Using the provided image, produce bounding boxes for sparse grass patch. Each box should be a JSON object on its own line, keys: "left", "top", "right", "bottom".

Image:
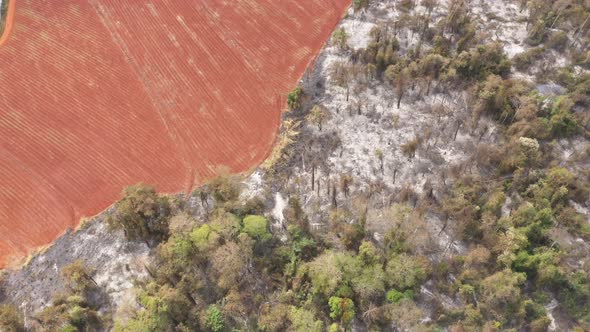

{"left": 513, "top": 47, "right": 545, "bottom": 71}
{"left": 546, "top": 31, "right": 568, "bottom": 51}
{"left": 401, "top": 137, "right": 421, "bottom": 159}
{"left": 261, "top": 119, "right": 300, "bottom": 170}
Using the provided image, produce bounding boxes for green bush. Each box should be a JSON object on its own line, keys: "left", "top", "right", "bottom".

{"left": 549, "top": 98, "right": 578, "bottom": 137}
{"left": 190, "top": 224, "right": 219, "bottom": 251}
{"left": 332, "top": 28, "right": 348, "bottom": 50}
{"left": 451, "top": 43, "right": 511, "bottom": 81}
{"left": 386, "top": 289, "right": 414, "bottom": 304}
{"left": 385, "top": 254, "right": 427, "bottom": 290}
{"left": 242, "top": 215, "right": 271, "bottom": 241}
{"left": 60, "top": 325, "right": 78, "bottom": 332}
{"left": 287, "top": 86, "right": 303, "bottom": 111}
{"left": 288, "top": 306, "right": 324, "bottom": 332}
{"left": 328, "top": 297, "right": 355, "bottom": 327}
{"left": 205, "top": 305, "right": 225, "bottom": 332}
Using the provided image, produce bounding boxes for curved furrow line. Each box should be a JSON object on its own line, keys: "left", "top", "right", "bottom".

{"left": 89, "top": 0, "right": 193, "bottom": 188}
{"left": 0, "top": 0, "right": 351, "bottom": 266}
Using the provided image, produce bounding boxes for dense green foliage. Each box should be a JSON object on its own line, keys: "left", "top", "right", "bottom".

{"left": 103, "top": 181, "right": 435, "bottom": 331}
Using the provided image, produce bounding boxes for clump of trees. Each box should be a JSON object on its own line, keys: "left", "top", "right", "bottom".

{"left": 97, "top": 174, "right": 435, "bottom": 331}
{"left": 35, "top": 261, "right": 105, "bottom": 331}
{"left": 449, "top": 43, "right": 511, "bottom": 82}
{"left": 107, "top": 183, "right": 172, "bottom": 247}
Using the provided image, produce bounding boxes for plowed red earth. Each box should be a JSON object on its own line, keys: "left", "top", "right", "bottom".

{"left": 0, "top": 0, "right": 349, "bottom": 267}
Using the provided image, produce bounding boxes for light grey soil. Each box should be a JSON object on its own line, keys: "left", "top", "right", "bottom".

{"left": 0, "top": 210, "right": 150, "bottom": 320}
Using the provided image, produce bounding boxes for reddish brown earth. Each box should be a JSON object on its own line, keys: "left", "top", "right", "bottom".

{"left": 0, "top": 0, "right": 349, "bottom": 267}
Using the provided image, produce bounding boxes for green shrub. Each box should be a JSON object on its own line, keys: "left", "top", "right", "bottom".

{"left": 288, "top": 306, "right": 324, "bottom": 332}
{"left": 385, "top": 254, "right": 427, "bottom": 290}
{"left": 451, "top": 43, "right": 511, "bottom": 81}
{"left": 328, "top": 297, "right": 355, "bottom": 327}
{"left": 559, "top": 272, "right": 590, "bottom": 322}
{"left": 287, "top": 86, "right": 303, "bottom": 111}
{"left": 60, "top": 325, "right": 78, "bottom": 332}
{"left": 242, "top": 215, "right": 271, "bottom": 241}
{"left": 386, "top": 289, "right": 414, "bottom": 304}
{"left": 332, "top": 27, "right": 348, "bottom": 50}
{"left": 205, "top": 305, "right": 225, "bottom": 332}
{"left": 549, "top": 98, "right": 578, "bottom": 137}
{"left": 190, "top": 224, "right": 219, "bottom": 251}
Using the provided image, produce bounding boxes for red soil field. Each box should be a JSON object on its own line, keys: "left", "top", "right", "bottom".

{"left": 0, "top": 0, "right": 350, "bottom": 267}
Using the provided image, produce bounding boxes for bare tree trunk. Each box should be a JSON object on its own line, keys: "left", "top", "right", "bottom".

{"left": 317, "top": 178, "right": 320, "bottom": 196}
{"left": 301, "top": 152, "right": 306, "bottom": 171}
{"left": 144, "top": 264, "right": 156, "bottom": 279}
{"left": 332, "top": 183, "right": 337, "bottom": 208}
{"left": 454, "top": 122, "right": 462, "bottom": 141}
{"left": 550, "top": 6, "right": 565, "bottom": 29}
{"left": 346, "top": 85, "right": 350, "bottom": 102}
{"left": 311, "top": 165, "right": 315, "bottom": 191}
{"left": 570, "top": 14, "right": 590, "bottom": 47}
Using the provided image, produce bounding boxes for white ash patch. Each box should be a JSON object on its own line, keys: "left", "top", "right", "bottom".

{"left": 545, "top": 298, "right": 559, "bottom": 331}
{"left": 472, "top": 0, "right": 529, "bottom": 58}
{"left": 425, "top": 214, "right": 468, "bottom": 257}
{"left": 2, "top": 215, "right": 150, "bottom": 322}
{"left": 241, "top": 170, "right": 264, "bottom": 199}
{"left": 339, "top": 20, "right": 375, "bottom": 50}
{"left": 551, "top": 137, "right": 590, "bottom": 177}
{"left": 512, "top": 71, "right": 536, "bottom": 83}
{"left": 271, "top": 192, "right": 288, "bottom": 242}
{"left": 501, "top": 196, "right": 513, "bottom": 217}
{"left": 570, "top": 201, "right": 590, "bottom": 224}
{"left": 316, "top": 63, "right": 496, "bottom": 194}
{"left": 272, "top": 192, "right": 287, "bottom": 227}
